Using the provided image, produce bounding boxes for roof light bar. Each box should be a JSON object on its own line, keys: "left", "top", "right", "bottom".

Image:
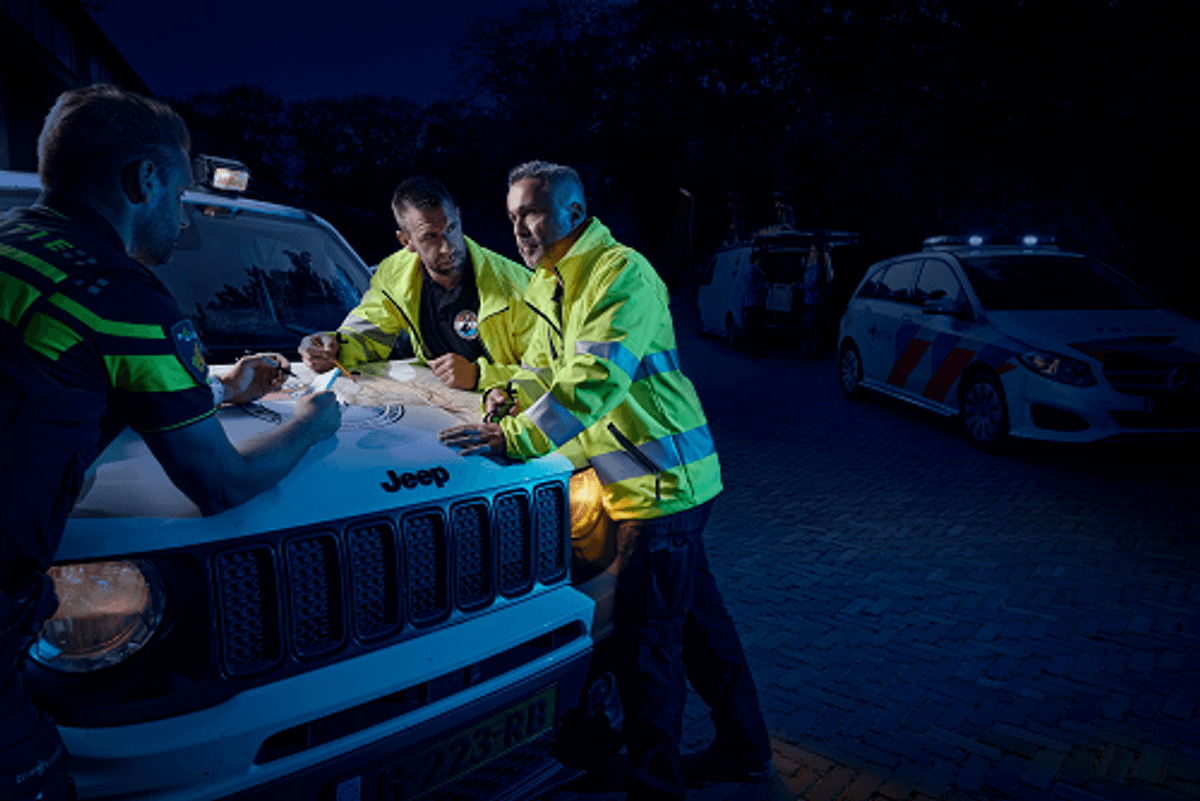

{"left": 923, "top": 234, "right": 1057, "bottom": 250}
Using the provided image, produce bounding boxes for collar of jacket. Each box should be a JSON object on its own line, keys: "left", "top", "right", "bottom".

{"left": 378, "top": 236, "right": 522, "bottom": 323}
{"left": 544, "top": 217, "right": 615, "bottom": 291}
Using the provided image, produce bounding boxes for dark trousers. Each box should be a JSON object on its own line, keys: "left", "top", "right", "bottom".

{"left": 612, "top": 500, "right": 770, "bottom": 800}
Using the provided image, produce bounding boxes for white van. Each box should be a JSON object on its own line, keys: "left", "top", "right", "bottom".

{"left": 696, "top": 228, "right": 858, "bottom": 348}
{"left": 2, "top": 164, "right": 618, "bottom": 800}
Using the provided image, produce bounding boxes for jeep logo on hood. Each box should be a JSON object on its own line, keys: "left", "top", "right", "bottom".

{"left": 382, "top": 466, "right": 450, "bottom": 492}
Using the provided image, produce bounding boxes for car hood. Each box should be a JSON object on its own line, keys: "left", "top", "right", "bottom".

{"left": 57, "top": 366, "right": 573, "bottom": 562}
{"left": 987, "top": 309, "right": 1200, "bottom": 364}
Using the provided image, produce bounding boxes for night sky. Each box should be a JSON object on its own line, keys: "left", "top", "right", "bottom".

{"left": 87, "top": 0, "right": 529, "bottom": 104}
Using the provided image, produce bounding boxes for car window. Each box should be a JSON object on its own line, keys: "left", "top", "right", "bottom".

{"left": 856, "top": 265, "right": 886, "bottom": 299}
{"left": 876, "top": 260, "right": 918, "bottom": 303}
{"left": 914, "top": 260, "right": 965, "bottom": 305}
{"left": 960, "top": 255, "right": 1159, "bottom": 311}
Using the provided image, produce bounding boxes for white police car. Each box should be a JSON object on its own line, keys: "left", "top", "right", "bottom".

{"left": 837, "top": 235, "right": 1200, "bottom": 449}
{"left": 2, "top": 161, "right": 617, "bottom": 800}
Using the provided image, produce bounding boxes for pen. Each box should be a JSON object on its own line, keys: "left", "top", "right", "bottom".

{"left": 330, "top": 357, "right": 357, "bottom": 382}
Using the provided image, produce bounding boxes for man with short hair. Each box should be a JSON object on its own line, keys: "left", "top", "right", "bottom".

{"left": 440, "top": 161, "right": 772, "bottom": 799}
{"left": 0, "top": 84, "right": 340, "bottom": 801}
{"left": 298, "top": 176, "right": 530, "bottom": 390}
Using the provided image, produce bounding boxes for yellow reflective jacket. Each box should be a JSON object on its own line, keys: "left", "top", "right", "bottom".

{"left": 493, "top": 218, "right": 721, "bottom": 520}
{"left": 332, "top": 237, "right": 532, "bottom": 389}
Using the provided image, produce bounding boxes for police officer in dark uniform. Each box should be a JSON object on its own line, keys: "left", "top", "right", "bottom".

{"left": 0, "top": 84, "right": 340, "bottom": 800}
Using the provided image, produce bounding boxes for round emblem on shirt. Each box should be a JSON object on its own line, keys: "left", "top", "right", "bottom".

{"left": 453, "top": 309, "right": 480, "bottom": 340}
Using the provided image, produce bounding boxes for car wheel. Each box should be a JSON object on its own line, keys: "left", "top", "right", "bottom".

{"left": 725, "top": 315, "right": 743, "bottom": 350}
{"left": 960, "top": 372, "right": 1010, "bottom": 451}
{"left": 839, "top": 342, "right": 868, "bottom": 400}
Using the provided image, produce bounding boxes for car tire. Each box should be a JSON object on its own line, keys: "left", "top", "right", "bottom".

{"left": 960, "top": 372, "right": 1010, "bottom": 451}
{"left": 838, "top": 342, "right": 868, "bottom": 400}
{"left": 725, "top": 315, "right": 744, "bottom": 350}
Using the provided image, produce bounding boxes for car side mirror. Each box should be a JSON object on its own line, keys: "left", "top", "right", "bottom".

{"left": 922, "top": 296, "right": 960, "bottom": 315}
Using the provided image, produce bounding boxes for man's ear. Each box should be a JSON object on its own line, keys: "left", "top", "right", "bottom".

{"left": 120, "top": 159, "right": 156, "bottom": 205}
{"left": 396, "top": 229, "right": 414, "bottom": 251}
{"left": 567, "top": 201, "right": 585, "bottom": 229}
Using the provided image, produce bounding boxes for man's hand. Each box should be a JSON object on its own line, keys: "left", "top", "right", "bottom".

{"left": 429, "top": 352, "right": 479, "bottom": 389}
{"left": 221, "top": 353, "right": 290, "bottom": 405}
{"left": 439, "top": 422, "right": 506, "bottom": 456}
{"left": 484, "top": 386, "right": 519, "bottom": 421}
{"left": 299, "top": 332, "right": 339, "bottom": 373}
{"left": 291, "top": 390, "right": 342, "bottom": 441}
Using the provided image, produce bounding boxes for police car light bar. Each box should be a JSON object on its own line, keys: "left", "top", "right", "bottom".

{"left": 193, "top": 155, "right": 251, "bottom": 193}
{"left": 923, "top": 234, "right": 1057, "bottom": 250}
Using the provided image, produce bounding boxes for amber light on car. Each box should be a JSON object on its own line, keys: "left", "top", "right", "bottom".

{"left": 569, "top": 468, "right": 616, "bottom": 577}
{"left": 31, "top": 560, "right": 165, "bottom": 673}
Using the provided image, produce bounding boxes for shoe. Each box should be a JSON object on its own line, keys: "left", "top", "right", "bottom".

{"left": 680, "top": 745, "right": 773, "bottom": 787}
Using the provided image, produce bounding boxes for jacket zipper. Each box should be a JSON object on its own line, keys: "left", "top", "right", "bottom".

{"left": 524, "top": 300, "right": 561, "bottom": 361}
{"left": 379, "top": 286, "right": 427, "bottom": 360}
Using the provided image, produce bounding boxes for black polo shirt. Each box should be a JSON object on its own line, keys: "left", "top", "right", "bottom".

{"left": 418, "top": 260, "right": 485, "bottom": 364}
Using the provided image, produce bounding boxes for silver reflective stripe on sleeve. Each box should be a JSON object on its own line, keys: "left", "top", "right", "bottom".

{"left": 633, "top": 349, "right": 681, "bottom": 382}
{"left": 575, "top": 340, "right": 640, "bottom": 381}
{"left": 340, "top": 313, "right": 397, "bottom": 349}
{"left": 525, "top": 390, "right": 587, "bottom": 447}
{"left": 589, "top": 423, "right": 717, "bottom": 485}
{"left": 520, "top": 362, "right": 555, "bottom": 384}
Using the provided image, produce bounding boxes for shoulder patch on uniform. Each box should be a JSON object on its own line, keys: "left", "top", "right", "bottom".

{"left": 171, "top": 319, "right": 208, "bottom": 384}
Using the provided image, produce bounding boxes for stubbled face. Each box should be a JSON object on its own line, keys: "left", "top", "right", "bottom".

{"left": 129, "top": 148, "right": 190, "bottom": 266}
{"left": 398, "top": 202, "right": 467, "bottom": 284}
{"left": 506, "top": 177, "right": 576, "bottom": 269}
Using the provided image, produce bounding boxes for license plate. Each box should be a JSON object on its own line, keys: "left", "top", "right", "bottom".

{"left": 766, "top": 284, "right": 792, "bottom": 312}
{"left": 331, "top": 685, "right": 557, "bottom": 801}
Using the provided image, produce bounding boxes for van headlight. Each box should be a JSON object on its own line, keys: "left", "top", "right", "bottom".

{"left": 31, "top": 560, "right": 165, "bottom": 673}
{"left": 1017, "top": 350, "right": 1097, "bottom": 387}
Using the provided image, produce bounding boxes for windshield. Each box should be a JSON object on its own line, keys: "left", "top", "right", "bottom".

{"left": 157, "top": 204, "right": 371, "bottom": 360}
{"left": 960, "top": 255, "right": 1159, "bottom": 311}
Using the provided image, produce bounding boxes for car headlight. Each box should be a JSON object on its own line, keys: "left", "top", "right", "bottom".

{"left": 569, "top": 469, "right": 616, "bottom": 578}
{"left": 1017, "top": 350, "right": 1097, "bottom": 387}
{"left": 30, "top": 559, "right": 165, "bottom": 673}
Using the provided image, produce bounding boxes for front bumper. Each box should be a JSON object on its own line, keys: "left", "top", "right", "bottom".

{"left": 1005, "top": 369, "right": 1200, "bottom": 443}
{"left": 63, "top": 589, "right": 593, "bottom": 800}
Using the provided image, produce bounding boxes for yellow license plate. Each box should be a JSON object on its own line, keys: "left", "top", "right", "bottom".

{"left": 342, "top": 685, "right": 557, "bottom": 801}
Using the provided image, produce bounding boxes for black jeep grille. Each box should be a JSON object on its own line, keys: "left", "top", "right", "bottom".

{"left": 214, "top": 548, "right": 282, "bottom": 676}
{"left": 211, "top": 482, "right": 569, "bottom": 680}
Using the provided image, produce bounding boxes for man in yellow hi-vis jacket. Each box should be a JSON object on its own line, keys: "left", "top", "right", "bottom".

{"left": 299, "top": 176, "right": 531, "bottom": 390}
{"left": 441, "top": 161, "right": 772, "bottom": 799}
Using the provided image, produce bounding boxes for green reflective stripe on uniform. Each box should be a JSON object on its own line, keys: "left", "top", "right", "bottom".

{"left": 23, "top": 313, "right": 83, "bottom": 361}
{"left": 0, "top": 270, "right": 44, "bottom": 323}
{"left": 0, "top": 243, "right": 68, "bottom": 282}
{"left": 104, "top": 353, "right": 203, "bottom": 392}
{"left": 49, "top": 294, "right": 165, "bottom": 339}
{"left": 139, "top": 406, "right": 216, "bottom": 434}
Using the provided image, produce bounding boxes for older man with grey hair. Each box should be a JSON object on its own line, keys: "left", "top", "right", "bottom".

{"left": 441, "top": 160, "right": 772, "bottom": 799}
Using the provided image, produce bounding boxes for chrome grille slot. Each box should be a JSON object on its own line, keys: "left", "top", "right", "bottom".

{"left": 452, "top": 501, "right": 493, "bottom": 611}
{"left": 534, "top": 483, "right": 567, "bottom": 583}
{"left": 214, "top": 546, "right": 281, "bottom": 677}
{"left": 495, "top": 492, "right": 533, "bottom": 596}
{"left": 284, "top": 533, "right": 345, "bottom": 659}
{"left": 346, "top": 522, "right": 401, "bottom": 640}
{"left": 404, "top": 511, "right": 449, "bottom": 626}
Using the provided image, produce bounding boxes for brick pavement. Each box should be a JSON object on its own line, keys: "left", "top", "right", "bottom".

{"left": 548, "top": 295, "right": 1200, "bottom": 801}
